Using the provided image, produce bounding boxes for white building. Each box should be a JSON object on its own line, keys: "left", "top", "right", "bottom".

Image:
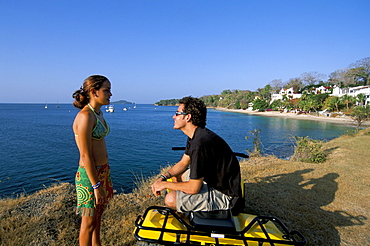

{"left": 331, "top": 85, "right": 370, "bottom": 105}
{"left": 270, "top": 87, "right": 302, "bottom": 103}
{"left": 270, "top": 85, "right": 370, "bottom": 105}
{"left": 312, "top": 86, "right": 332, "bottom": 94}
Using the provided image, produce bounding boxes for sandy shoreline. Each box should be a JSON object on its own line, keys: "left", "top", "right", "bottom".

{"left": 213, "top": 108, "right": 370, "bottom": 126}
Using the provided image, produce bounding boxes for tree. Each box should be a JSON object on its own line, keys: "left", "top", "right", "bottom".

{"left": 270, "top": 99, "right": 284, "bottom": 111}
{"left": 221, "top": 89, "right": 232, "bottom": 97}
{"left": 155, "top": 99, "right": 179, "bottom": 106}
{"left": 257, "top": 84, "right": 273, "bottom": 101}
{"left": 282, "top": 100, "right": 294, "bottom": 111}
{"left": 298, "top": 96, "right": 321, "bottom": 113}
{"left": 300, "top": 71, "right": 326, "bottom": 86}
{"left": 350, "top": 57, "right": 370, "bottom": 85}
{"left": 351, "top": 105, "right": 370, "bottom": 131}
{"left": 328, "top": 68, "right": 355, "bottom": 86}
{"left": 269, "top": 79, "right": 284, "bottom": 93}
{"left": 200, "top": 95, "right": 219, "bottom": 107}
{"left": 219, "top": 94, "right": 233, "bottom": 108}
{"left": 284, "top": 77, "right": 303, "bottom": 92}
{"left": 239, "top": 97, "right": 250, "bottom": 109}
{"left": 313, "top": 93, "right": 330, "bottom": 105}
{"left": 324, "top": 96, "right": 343, "bottom": 112}
{"left": 348, "top": 67, "right": 369, "bottom": 85}
{"left": 356, "top": 93, "right": 366, "bottom": 107}
{"left": 340, "top": 94, "right": 356, "bottom": 110}
{"left": 252, "top": 98, "right": 269, "bottom": 111}
{"left": 300, "top": 91, "right": 309, "bottom": 100}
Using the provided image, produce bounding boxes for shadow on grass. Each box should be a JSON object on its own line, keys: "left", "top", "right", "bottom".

{"left": 323, "top": 146, "right": 339, "bottom": 156}
{"left": 243, "top": 169, "right": 367, "bottom": 246}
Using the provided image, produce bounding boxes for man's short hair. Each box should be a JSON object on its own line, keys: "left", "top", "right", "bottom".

{"left": 179, "top": 96, "right": 207, "bottom": 128}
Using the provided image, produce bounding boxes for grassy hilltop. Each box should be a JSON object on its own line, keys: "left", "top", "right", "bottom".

{"left": 1, "top": 128, "right": 369, "bottom": 245}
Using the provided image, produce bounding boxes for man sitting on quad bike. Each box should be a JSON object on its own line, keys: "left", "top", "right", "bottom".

{"left": 151, "top": 96, "right": 243, "bottom": 215}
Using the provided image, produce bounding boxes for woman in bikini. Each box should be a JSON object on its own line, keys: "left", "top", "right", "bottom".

{"left": 72, "top": 75, "right": 113, "bottom": 246}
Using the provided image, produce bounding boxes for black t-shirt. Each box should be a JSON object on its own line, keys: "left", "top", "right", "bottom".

{"left": 185, "top": 127, "right": 242, "bottom": 208}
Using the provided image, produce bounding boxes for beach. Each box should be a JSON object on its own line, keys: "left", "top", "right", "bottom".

{"left": 214, "top": 108, "right": 370, "bottom": 126}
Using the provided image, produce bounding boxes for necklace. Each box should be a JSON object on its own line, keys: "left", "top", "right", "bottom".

{"left": 87, "top": 104, "right": 101, "bottom": 116}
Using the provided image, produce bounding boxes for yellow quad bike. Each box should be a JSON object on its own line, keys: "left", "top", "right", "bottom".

{"left": 134, "top": 149, "right": 306, "bottom": 246}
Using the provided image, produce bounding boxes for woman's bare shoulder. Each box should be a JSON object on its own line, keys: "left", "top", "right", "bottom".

{"left": 74, "top": 108, "right": 94, "bottom": 127}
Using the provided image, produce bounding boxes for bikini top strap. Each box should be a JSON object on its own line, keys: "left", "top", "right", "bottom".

{"left": 87, "top": 104, "right": 108, "bottom": 129}
{"left": 87, "top": 104, "right": 99, "bottom": 117}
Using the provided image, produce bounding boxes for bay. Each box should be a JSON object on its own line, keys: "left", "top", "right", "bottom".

{"left": 0, "top": 103, "right": 352, "bottom": 198}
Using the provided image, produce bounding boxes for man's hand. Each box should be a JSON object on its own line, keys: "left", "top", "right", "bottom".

{"left": 151, "top": 178, "right": 166, "bottom": 197}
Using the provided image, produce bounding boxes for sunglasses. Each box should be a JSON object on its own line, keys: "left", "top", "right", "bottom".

{"left": 175, "top": 111, "right": 188, "bottom": 116}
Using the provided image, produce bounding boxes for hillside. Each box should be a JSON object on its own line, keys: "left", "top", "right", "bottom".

{"left": 112, "top": 99, "right": 133, "bottom": 104}
{"left": 1, "top": 128, "right": 369, "bottom": 245}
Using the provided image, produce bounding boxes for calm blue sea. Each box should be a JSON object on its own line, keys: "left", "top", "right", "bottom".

{"left": 0, "top": 103, "right": 353, "bottom": 198}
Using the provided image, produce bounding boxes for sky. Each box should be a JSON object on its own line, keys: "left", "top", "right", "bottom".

{"left": 1, "top": 0, "right": 369, "bottom": 104}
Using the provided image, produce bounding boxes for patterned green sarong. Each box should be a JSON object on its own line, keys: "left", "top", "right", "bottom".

{"left": 75, "top": 164, "right": 113, "bottom": 216}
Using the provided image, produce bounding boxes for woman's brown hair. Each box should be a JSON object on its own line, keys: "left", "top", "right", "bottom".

{"left": 72, "top": 75, "right": 109, "bottom": 109}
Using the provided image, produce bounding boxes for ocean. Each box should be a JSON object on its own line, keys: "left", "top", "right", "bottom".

{"left": 0, "top": 103, "right": 353, "bottom": 198}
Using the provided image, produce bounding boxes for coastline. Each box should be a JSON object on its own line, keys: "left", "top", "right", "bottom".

{"left": 213, "top": 108, "right": 370, "bottom": 126}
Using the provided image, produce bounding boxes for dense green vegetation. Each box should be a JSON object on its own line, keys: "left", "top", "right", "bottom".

{"left": 155, "top": 57, "right": 370, "bottom": 127}
{"left": 290, "top": 136, "right": 327, "bottom": 163}
{"left": 155, "top": 98, "right": 179, "bottom": 106}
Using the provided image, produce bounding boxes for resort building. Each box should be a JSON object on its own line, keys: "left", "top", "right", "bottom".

{"left": 270, "top": 87, "right": 302, "bottom": 103}
{"left": 331, "top": 85, "right": 370, "bottom": 105}
{"left": 311, "top": 85, "right": 333, "bottom": 94}
{"left": 270, "top": 85, "right": 370, "bottom": 106}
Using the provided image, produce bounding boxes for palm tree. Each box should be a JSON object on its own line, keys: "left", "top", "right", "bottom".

{"left": 300, "top": 91, "right": 309, "bottom": 101}
{"left": 340, "top": 94, "right": 356, "bottom": 110}
{"left": 356, "top": 93, "right": 366, "bottom": 107}
{"left": 307, "top": 99, "right": 321, "bottom": 114}
{"left": 333, "top": 97, "right": 342, "bottom": 112}
{"left": 324, "top": 96, "right": 342, "bottom": 112}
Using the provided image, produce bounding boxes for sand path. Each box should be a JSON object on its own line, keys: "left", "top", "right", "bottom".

{"left": 214, "top": 108, "right": 370, "bottom": 126}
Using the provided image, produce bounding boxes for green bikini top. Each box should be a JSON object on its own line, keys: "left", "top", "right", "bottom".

{"left": 87, "top": 104, "right": 110, "bottom": 140}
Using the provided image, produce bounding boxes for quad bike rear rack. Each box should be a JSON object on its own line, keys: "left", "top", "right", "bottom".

{"left": 134, "top": 206, "right": 306, "bottom": 246}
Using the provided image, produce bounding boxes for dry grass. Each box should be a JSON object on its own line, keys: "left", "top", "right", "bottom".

{"left": 0, "top": 183, "right": 80, "bottom": 245}
{"left": 242, "top": 128, "right": 370, "bottom": 246}
{"left": 1, "top": 129, "right": 369, "bottom": 245}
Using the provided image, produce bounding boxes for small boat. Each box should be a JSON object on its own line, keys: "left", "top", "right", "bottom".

{"left": 123, "top": 107, "right": 128, "bottom": 111}
{"left": 106, "top": 105, "right": 114, "bottom": 113}
{"left": 44, "top": 101, "right": 48, "bottom": 109}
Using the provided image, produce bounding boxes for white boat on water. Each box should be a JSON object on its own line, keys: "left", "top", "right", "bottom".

{"left": 106, "top": 105, "right": 114, "bottom": 113}
{"left": 123, "top": 107, "right": 128, "bottom": 111}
